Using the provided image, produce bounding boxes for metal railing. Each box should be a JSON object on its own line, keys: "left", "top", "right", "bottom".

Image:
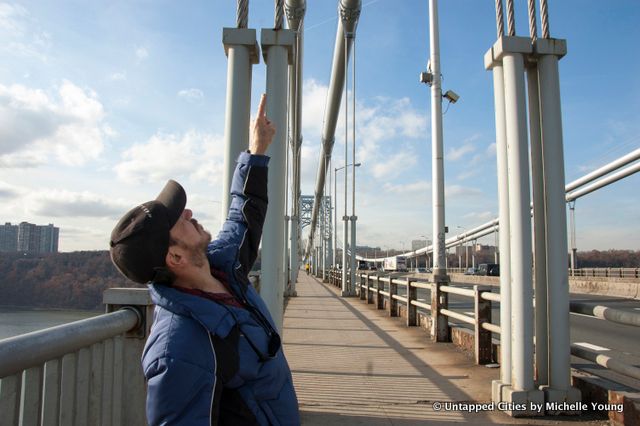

{"left": 327, "top": 268, "right": 640, "bottom": 384}
{"left": 0, "top": 288, "right": 153, "bottom": 426}
{"left": 570, "top": 267, "right": 640, "bottom": 279}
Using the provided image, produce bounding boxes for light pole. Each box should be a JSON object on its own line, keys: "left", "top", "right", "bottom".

{"left": 334, "top": 162, "right": 361, "bottom": 295}
{"left": 457, "top": 225, "right": 468, "bottom": 269}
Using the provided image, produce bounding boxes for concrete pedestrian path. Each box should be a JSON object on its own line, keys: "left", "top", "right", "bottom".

{"left": 282, "top": 273, "right": 608, "bottom": 425}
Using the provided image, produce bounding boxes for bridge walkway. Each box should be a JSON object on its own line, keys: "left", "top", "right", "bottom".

{"left": 283, "top": 273, "right": 607, "bottom": 425}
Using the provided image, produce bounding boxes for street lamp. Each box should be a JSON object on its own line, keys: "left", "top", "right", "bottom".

{"left": 419, "top": 234, "right": 430, "bottom": 269}
{"left": 457, "top": 225, "right": 468, "bottom": 269}
{"left": 334, "top": 162, "right": 361, "bottom": 294}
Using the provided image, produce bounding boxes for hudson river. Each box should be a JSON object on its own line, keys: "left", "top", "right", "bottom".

{"left": 0, "top": 307, "right": 99, "bottom": 340}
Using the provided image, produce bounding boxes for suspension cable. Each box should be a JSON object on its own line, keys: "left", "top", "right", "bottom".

{"left": 495, "top": 0, "right": 505, "bottom": 38}
{"left": 275, "top": 0, "right": 284, "bottom": 30}
{"left": 528, "top": 0, "right": 537, "bottom": 41}
{"left": 540, "top": 0, "right": 550, "bottom": 38}
{"left": 506, "top": 0, "right": 516, "bottom": 36}
{"left": 351, "top": 36, "right": 356, "bottom": 218}
{"left": 237, "top": 0, "right": 248, "bottom": 28}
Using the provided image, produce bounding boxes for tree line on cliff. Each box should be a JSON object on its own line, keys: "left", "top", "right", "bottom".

{"left": 0, "top": 251, "right": 141, "bottom": 310}
{"left": 0, "top": 249, "right": 636, "bottom": 310}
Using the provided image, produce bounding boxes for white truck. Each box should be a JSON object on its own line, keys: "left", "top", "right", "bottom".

{"left": 383, "top": 256, "right": 408, "bottom": 272}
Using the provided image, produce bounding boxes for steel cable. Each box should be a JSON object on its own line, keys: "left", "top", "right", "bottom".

{"left": 528, "top": 0, "right": 537, "bottom": 41}
{"left": 237, "top": 0, "right": 248, "bottom": 28}
{"left": 275, "top": 0, "right": 284, "bottom": 30}
{"left": 540, "top": 0, "right": 550, "bottom": 38}
{"left": 506, "top": 0, "right": 516, "bottom": 36}
{"left": 495, "top": 0, "right": 505, "bottom": 37}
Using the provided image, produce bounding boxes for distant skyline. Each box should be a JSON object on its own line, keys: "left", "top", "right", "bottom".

{"left": 0, "top": 1, "right": 638, "bottom": 252}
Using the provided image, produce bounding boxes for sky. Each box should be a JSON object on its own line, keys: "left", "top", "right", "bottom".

{"left": 0, "top": 0, "right": 638, "bottom": 253}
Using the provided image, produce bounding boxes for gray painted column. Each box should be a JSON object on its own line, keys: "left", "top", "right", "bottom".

{"left": 527, "top": 64, "right": 549, "bottom": 387}
{"left": 535, "top": 38, "right": 581, "bottom": 410}
{"left": 260, "top": 28, "right": 294, "bottom": 332}
{"left": 493, "top": 36, "right": 543, "bottom": 415}
{"left": 221, "top": 29, "right": 259, "bottom": 222}
{"left": 485, "top": 48, "right": 512, "bottom": 402}
{"left": 285, "top": 0, "right": 306, "bottom": 294}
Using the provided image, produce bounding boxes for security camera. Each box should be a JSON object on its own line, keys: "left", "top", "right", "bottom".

{"left": 443, "top": 90, "right": 460, "bottom": 103}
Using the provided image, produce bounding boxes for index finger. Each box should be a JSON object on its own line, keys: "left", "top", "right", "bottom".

{"left": 257, "top": 93, "right": 267, "bottom": 118}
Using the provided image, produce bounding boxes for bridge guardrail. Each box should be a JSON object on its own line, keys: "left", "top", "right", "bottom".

{"left": 570, "top": 267, "right": 640, "bottom": 279}
{"left": 0, "top": 288, "right": 152, "bottom": 426}
{"left": 325, "top": 268, "right": 640, "bottom": 385}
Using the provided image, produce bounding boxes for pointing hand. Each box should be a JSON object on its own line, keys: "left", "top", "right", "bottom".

{"left": 250, "top": 94, "right": 276, "bottom": 155}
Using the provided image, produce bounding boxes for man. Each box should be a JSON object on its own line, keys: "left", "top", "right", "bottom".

{"left": 109, "top": 94, "right": 300, "bottom": 425}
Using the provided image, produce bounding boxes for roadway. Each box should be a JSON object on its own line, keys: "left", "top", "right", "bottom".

{"left": 359, "top": 271, "right": 640, "bottom": 390}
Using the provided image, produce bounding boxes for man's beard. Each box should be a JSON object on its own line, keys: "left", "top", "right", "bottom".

{"left": 189, "top": 231, "right": 212, "bottom": 268}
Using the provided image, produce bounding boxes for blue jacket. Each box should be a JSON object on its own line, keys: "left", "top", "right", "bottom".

{"left": 142, "top": 152, "right": 300, "bottom": 425}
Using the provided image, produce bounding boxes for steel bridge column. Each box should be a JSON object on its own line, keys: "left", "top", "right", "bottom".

{"left": 220, "top": 29, "right": 259, "bottom": 221}
{"left": 535, "top": 38, "right": 581, "bottom": 411}
{"left": 260, "top": 28, "right": 294, "bottom": 333}
{"left": 285, "top": 0, "right": 306, "bottom": 295}
{"left": 494, "top": 36, "right": 544, "bottom": 415}
{"left": 527, "top": 63, "right": 549, "bottom": 387}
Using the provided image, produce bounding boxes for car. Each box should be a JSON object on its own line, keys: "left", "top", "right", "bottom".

{"left": 415, "top": 267, "right": 428, "bottom": 273}
{"left": 464, "top": 267, "right": 476, "bottom": 275}
{"left": 476, "top": 263, "right": 500, "bottom": 276}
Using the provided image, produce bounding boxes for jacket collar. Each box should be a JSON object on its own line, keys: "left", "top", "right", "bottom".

{"left": 148, "top": 283, "right": 235, "bottom": 336}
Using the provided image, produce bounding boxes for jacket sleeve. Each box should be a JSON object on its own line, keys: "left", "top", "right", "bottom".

{"left": 144, "top": 356, "right": 219, "bottom": 426}
{"left": 215, "top": 151, "right": 269, "bottom": 275}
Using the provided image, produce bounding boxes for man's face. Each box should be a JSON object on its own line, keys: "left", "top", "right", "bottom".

{"left": 168, "top": 209, "right": 212, "bottom": 263}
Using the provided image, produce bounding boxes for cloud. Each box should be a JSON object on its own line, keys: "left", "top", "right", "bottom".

{"left": 26, "top": 190, "right": 127, "bottom": 218}
{"left": 448, "top": 142, "right": 476, "bottom": 161}
{"left": 0, "top": 181, "right": 20, "bottom": 199}
{"left": 135, "top": 46, "right": 149, "bottom": 60}
{"left": 0, "top": 3, "right": 28, "bottom": 34}
{"left": 0, "top": 81, "right": 108, "bottom": 167}
{"left": 178, "top": 88, "right": 204, "bottom": 102}
{"left": 382, "top": 180, "right": 430, "bottom": 194}
{"left": 114, "top": 131, "right": 224, "bottom": 185}
{"left": 463, "top": 211, "right": 494, "bottom": 221}
{"left": 446, "top": 184, "right": 483, "bottom": 199}
{"left": 109, "top": 72, "right": 126, "bottom": 81}
{"left": 371, "top": 151, "right": 417, "bottom": 179}
{"left": 0, "top": 3, "right": 50, "bottom": 60}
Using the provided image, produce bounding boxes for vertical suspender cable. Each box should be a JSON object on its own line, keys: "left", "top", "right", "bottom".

{"left": 275, "top": 0, "right": 284, "bottom": 30}
{"left": 351, "top": 37, "right": 356, "bottom": 220}
{"left": 495, "top": 0, "right": 505, "bottom": 38}
{"left": 341, "top": 31, "right": 349, "bottom": 295}
{"left": 237, "top": 0, "right": 249, "bottom": 28}
{"left": 506, "top": 0, "right": 516, "bottom": 36}
{"left": 540, "top": 0, "right": 550, "bottom": 39}
{"left": 528, "top": 0, "right": 537, "bottom": 41}
{"left": 349, "top": 34, "right": 357, "bottom": 293}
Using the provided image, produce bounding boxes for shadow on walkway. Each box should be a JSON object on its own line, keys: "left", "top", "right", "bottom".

{"left": 283, "top": 273, "right": 607, "bottom": 426}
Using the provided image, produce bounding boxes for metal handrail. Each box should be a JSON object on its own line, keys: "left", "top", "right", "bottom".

{"left": 0, "top": 308, "right": 140, "bottom": 378}
{"left": 570, "top": 301, "right": 640, "bottom": 328}
{"left": 571, "top": 343, "right": 640, "bottom": 381}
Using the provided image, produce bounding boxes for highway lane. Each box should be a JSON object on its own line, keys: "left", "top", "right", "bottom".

{"left": 358, "top": 272, "right": 640, "bottom": 390}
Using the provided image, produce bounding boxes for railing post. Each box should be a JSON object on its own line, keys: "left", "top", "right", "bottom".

{"left": 359, "top": 274, "right": 367, "bottom": 300}
{"left": 376, "top": 276, "right": 384, "bottom": 310}
{"left": 431, "top": 279, "right": 450, "bottom": 342}
{"left": 389, "top": 278, "right": 398, "bottom": 317}
{"left": 103, "top": 288, "right": 153, "bottom": 426}
{"left": 474, "top": 285, "right": 492, "bottom": 364}
{"left": 407, "top": 279, "right": 417, "bottom": 327}
{"left": 366, "top": 275, "right": 374, "bottom": 304}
